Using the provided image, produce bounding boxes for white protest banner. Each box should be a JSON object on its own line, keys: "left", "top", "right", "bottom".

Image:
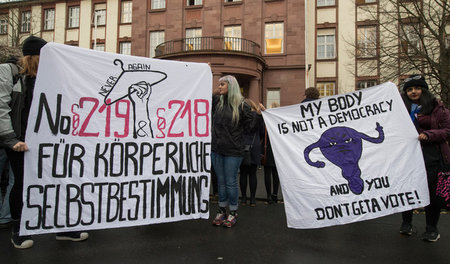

{"left": 262, "top": 82, "right": 429, "bottom": 229}
{"left": 21, "top": 43, "right": 211, "bottom": 235}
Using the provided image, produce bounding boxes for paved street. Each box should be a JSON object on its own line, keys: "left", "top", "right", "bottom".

{"left": 1, "top": 169, "right": 449, "bottom": 264}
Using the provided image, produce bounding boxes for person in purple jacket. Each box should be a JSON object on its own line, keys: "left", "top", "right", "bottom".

{"left": 399, "top": 74, "right": 450, "bottom": 242}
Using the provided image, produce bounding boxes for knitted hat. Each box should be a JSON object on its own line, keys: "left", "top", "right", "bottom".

{"left": 402, "top": 74, "right": 428, "bottom": 92}
{"left": 22, "top": 35, "right": 47, "bottom": 56}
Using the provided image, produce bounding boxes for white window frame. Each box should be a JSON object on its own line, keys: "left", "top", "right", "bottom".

{"left": 44, "top": 9, "right": 55, "bottom": 30}
{"left": 121, "top": 1, "right": 132, "bottom": 23}
{"left": 150, "top": 31, "right": 165, "bottom": 58}
{"left": 264, "top": 22, "right": 284, "bottom": 54}
{"left": 68, "top": 6, "right": 80, "bottom": 28}
{"left": 187, "top": 0, "right": 202, "bottom": 6}
{"left": 317, "top": 31, "right": 335, "bottom": 59}
{"left": 94, "top": 43, "right": 105, "bottom": 52}
{"left": 401, "top": 24, "right": 420, "bottom": 55}
{"left": 185, "top": 28, "right": 202, "bottom": 50}
{"left": 317, "top": 82, "right": 335, "bottom": 97}
{"left": 152, "top": 0, "right": 166, "bottom": 9}
{"left": 21, "top": 11, "right": 31, "bottom": 32}
{"left": 317, "top": 0, "right": 335, "bottom": 7}
{"left": 266, "top": 89, "right": 280, "bottom": 109}
{"left": 357, "top": 80, "right": 377, "bottom": 90}
{"left": 94, "top": 4, "right": 106, "bottom": 26}
{"left": 119, "top": 42, "right": 131, "bottom": 55}
{"left": 357, "top": 26, "right": 376, "bottom": 58}
{"left": 224, "top": 25, "right": 242, "bottom": 51}
{"left": 0, "top": 15, "right": 8, "bottom": 34}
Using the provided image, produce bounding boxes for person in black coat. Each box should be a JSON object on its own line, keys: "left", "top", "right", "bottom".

{"left": 239, "top": 99, "right": 264, "bottom": 206}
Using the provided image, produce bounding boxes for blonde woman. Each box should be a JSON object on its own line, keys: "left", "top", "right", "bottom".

{"left": 211, "top": 75, "right": 255, "bottom": 227}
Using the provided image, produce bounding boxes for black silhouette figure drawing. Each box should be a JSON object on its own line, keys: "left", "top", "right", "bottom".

{"left": 304, "top": 122, "right": 385, "bottom": 194}
{"left": 103, "top": 59, "right": 167, "bottom": 138}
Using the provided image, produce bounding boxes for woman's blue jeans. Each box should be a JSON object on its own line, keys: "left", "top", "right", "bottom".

{"left": 211, "top": 151, "right": 242, "bottom": 211}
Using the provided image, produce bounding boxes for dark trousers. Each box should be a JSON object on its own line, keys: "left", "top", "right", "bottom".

{"left": 239, "top": 164, "right": 257, "bottom": 198}
{"left": 402, "top": 164, "right": 441, "bottom": 231}
{"left": 264, "top": 165, "right": 279, "bottom": 197}
{"left": 5, "top": 149, "right": 24, "bottom": 220}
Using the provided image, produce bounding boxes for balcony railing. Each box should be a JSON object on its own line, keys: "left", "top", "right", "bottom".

{"left": 154, "top": 36, "right": 262, "bottom": 58}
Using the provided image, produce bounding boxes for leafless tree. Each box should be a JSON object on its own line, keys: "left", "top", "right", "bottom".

{"left": 353, "top": 0, "right": 450, "bottom": 105}
{"left": 0, "top": 0, "right": 39, "bottom": 62}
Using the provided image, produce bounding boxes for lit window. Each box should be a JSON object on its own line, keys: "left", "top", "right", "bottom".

{"left": 121, "top": 1, "right": 132, "bottom": 23}
{"left": 68, "top": 6, "right": 80, "bottom": 28}
{"left": 317, "top": 32, "right": 335, "bottom": 59}
{"left": 150, "top": 31, "right": 165, "bottom": 57}
{"left": 0, "top": 15, "right": 8, "bottom": 34}
{"left": 266, "top": 89, "right": 280, "bottom": 108}
{"left": 224, "top": 25, "right": 241, "bottom": 50}
{"left": 357, "top": 80, "right": 377, "bottom": 90}
{"left": 317, "top": 0, "right": 335, "bottom": 7}
{"left": 225, "top": 0, "right": 242, "bottom": 2}
{"left": 265, "top": 22, "right": 284, "bottom": 54}
{"left": 317, "top": 82, "right": 335, "bottom": 97}
{"left": 357, "top": 26, "right": 376, "bottom": 58}
{"left": 119, "top": 42, "right": 131, "bottom": 55}
{"left": 152, "top": 0, "right": 165, "bottom": 9}
{"left": 21, "top": 11, "right": 31, "bottom": 32}
{"left": 43, "top": 9, "right": 55, "bottom": 30}
{"left": 187, "top": 0, "right": 202, "bottom": 6}
{"left": 185, "top": 28, "right": 202, "bottom": 50}
{"left": 94, "top": 4, "right": 106, "bottom": 26}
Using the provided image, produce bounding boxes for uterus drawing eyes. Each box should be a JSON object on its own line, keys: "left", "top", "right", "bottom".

{"left": 103, "top": 59, "right": 167, "bottom": 138}
{"left": 303, "top": 122, "right": 385, "bottom": 195}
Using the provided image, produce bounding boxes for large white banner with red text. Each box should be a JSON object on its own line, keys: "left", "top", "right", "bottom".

{"left": 20, "top": 43, "right": 211, "bottom": 235}
{"left": 262, "top": 83, "right": 429, "bottom": 229}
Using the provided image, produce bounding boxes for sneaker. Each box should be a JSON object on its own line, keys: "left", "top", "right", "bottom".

{"left": 399, "top": 223, "right": 412, "bottom": 236}
{"left": 223, "top": 213, "right": 237, "bottom": 228}
{"left": 11, "top": 232, "right": 34, "bottom": 249}
{"left": 422, "top": 231, "right": 440, "bottom": 242}
{"left": 212, "top": 212, "right": 226, "bottom": 226}
{"left": 56, "top": 231, "right": 89, "bottom": 242}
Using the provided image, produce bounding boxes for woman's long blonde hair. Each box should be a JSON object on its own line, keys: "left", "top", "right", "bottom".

{"left": 218, "top": 75, "right": 243, "bottom": 125}
{"left": 20, "top": 55, "right": 40, "bottom": 77}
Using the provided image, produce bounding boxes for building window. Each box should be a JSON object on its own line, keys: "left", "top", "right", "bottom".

{"left": 266, "top": 89, "right": 280, "bottom": 108}
{"left": 187, "top": 0, "right": 202, "bottom": 6}
{"left": 94, "top": 4, "right": 106, "bottom": 26}
{"left": 400, "top": 24, "right": 420, "bottom": 55}
{"left": 68, "top": 6, "right": 80, "bottom": 28}
{"left": 93, "top": 43, "right": 105, "bottom": 51}
{"left": 317, "top": 31, "right": 335, "bottom": 59}
{"left": 356, "top": 0, "right": 376, "bottom": 4}
{"left": 0, "top": 15, "right": 7, "bottom": 34}
{"left": 21, "top": 11, "right": 31, "bottom": 32}
{"left": 119, "top": 42, "right": 131, "bottom": 55}
{"left": 225, "top": 0, "right": 242, "bottom": 2}
{"left": 150, "top": 31, "right": 165, "bottom": 57}
{"left": 121, "top": 1, "right": 132, "bottom": 23}
{"left": 152, "top": 0, "right": 165, "bottom": 9}
{"left": 265, "top": 22, "right": 284, "bottom": 54}
{"left": 317, "top": 82, "right": 335, "bottom": 97}
{"left": 185, "top": 28, "right": 202, "bottom": 50}
{"left": 43, "top": 9, "right": 55, "bottom": 30}
{"left": 224, "top": 25, "right": 241, "bottom": 50}
{"left": 317, "top": 0, "right": 335, "bottom": 7}
{"left": 357, "top": 80, "right": 377, "bottom": 90}
{"left": 357, "top": 26, "right": 376, "bottom": 58}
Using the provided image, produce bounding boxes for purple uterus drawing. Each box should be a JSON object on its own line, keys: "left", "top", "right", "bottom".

{"left": 303, "top": 122, "right": 384, "bottom": 194}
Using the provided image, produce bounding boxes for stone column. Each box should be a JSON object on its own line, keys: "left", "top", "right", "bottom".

{"left": 248, "top": 77, "right": 261, "bottom": 103}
